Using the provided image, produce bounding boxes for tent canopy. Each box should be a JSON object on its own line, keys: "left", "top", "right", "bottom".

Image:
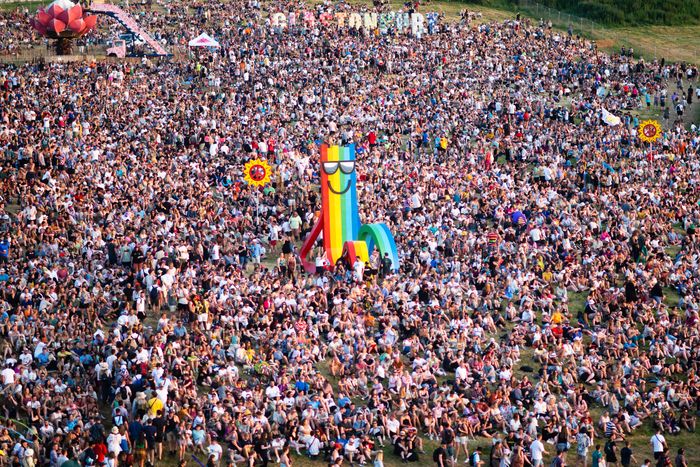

{"left": 188, "top": 33, "right": 220, "bottom": 48}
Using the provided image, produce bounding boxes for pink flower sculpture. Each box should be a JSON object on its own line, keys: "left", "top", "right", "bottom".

{"left": 30, "top": 0, "right": 97, "bottom": 39}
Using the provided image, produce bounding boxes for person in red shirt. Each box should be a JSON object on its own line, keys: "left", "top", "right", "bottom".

{"left": 92, "top": 440, "right": 108, "bottom": 465}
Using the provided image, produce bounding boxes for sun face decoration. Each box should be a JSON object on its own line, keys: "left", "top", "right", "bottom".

{"left": 243, "top": 159, "right": 272, "bottom": 187}
{"left": 638, "top": 120, "right": 662, "bottom": 143}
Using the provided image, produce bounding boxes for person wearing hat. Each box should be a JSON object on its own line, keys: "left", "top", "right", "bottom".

{"left": 106, "top": 427, "right": 124, "bottom": 457}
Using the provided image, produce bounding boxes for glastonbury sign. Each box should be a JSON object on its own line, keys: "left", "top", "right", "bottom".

{"left": 270, "top": 10, "right": 440, "bottom": 36}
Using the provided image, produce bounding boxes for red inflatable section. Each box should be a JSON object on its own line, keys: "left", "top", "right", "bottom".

{"left": 31, "top": 1, "right": 97, "bottom": 38}
{"left": 299, "top": 217, "right": 323, "bottom": 274}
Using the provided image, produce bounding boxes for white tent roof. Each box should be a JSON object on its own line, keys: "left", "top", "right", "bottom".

{"left": 188, "top": 33, "right": 220, "bottom": 48}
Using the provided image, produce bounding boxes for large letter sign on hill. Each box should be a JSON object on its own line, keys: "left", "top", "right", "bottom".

{"left": 300, "top": 144, "right": 399, "bottom": 274}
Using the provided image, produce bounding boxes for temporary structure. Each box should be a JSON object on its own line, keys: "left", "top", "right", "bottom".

{"left": 188, "top": 33, "right": 220, "bottom": 48}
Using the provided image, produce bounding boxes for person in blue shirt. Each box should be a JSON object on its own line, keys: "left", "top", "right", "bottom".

{"left": 0, "top": 238, "right": 9, "bottom": 263}
{"left": 337, "top": 394, "right": 351, "bottom": 408}
{"left": 295, "top": 380, "right": 309, "bottom": 393}
{"left": 191, "top": 425, "right": 206, "bottom": 454}
{"left": 36, "top": 349, "right": 50, "bottom": 366}
{"left": 173, "top": 321, "right": 187, "bottom": 338}
{"left": 79, "top": 354, "right": 94, "bottom": 367}
{"left": 129, "top": 419, "right": 144, "bottom": 446}
{"left": 250, "top": 239, "right": 262, "bottom": 265}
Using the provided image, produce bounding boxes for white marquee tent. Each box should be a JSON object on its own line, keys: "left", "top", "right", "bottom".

{"left": 188, "top": 33, "right": 220, "bottom": 48}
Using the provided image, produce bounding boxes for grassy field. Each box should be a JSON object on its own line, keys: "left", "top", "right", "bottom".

{"left": 597, "top": 25, "right": 700, "bottom": 64}
{"left": 507, "top": 0, "right": 700, "bottom": 26}
{"left": 0, "top": 1, "right": 43, "bottom": 11}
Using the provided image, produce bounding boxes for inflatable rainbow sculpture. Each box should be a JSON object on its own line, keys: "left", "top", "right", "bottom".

{"left": 300, "top": 144, "right": 399, "bottom": 273}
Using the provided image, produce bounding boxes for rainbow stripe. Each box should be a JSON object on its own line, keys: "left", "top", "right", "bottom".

{"left": 343, "top": 240, "right": 370, "bottom": 266}
{"left": 321, "top": 144, "right": 360, "bottom": 266}
{"left": 359, "top": 223, "right": 400, "bottom": 272}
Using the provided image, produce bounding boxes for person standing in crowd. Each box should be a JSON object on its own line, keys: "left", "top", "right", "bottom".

{"left": 651, "top": 429, "right": 667, "bottom": 460}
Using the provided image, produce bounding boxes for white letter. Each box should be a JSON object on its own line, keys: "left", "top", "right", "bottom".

{"left": 271, "top": 12, "right": 287, "bottom": 28}
{"left": 410, "top": 13, "right": 424, "bottom": 36}
{"left": 395, "top": 12, "right": 409, "bottom": 32}
{"left": 363, "top": 12, "right": 378, "bottom": 31}
{"left": 349, "top": 12, "right": 363, "bottom": 29}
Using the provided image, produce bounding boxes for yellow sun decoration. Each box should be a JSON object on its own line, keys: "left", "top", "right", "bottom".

{"left": 243, "top": 159, "right": 272, "bottom": 187}
{"left": 638, "top": 119, "right": 662, "bottom": 143}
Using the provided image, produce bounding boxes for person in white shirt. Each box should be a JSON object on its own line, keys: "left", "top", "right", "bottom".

{"left": 650, "top": 429, "right": 666, "bottom": 459}
{"left": 385, "top": 415, "right": 400, "bottom": 439}
{"left": 19, "top": 350, "right": 32, "bottom": 366}
{"left": 530, "top": 433, "right": 547, "bottom": 467}
{"left": 344, "top": 435, "right": 360, "bottom": 464}
{"left": 1, "top": 367, "right": 15, "bottom": 385}
{"left": 534, "top": 397, "right": 547, "bottom": 416}
{"left": 207, "top": 439, "right": 223, "bottom": 466}
{"left": 265, "top": 384, "right": 281, "bottom": 399}
{"left": 134, "top": 347, "right": 149, "bottom": 364}
{"left": 306, "top": 434, "right": 321, "bottom": 459}
{"left": 106, "top": 427, "right": 124, "bottom": 455}
{"left": 455, "top": 363, "right": 468, "bottom": 383}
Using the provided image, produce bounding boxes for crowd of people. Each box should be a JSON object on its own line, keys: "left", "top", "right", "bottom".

{"left": 0, "top": 0, "right": 698, "bottom": 467}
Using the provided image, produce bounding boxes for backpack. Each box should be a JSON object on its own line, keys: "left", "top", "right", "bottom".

{"left": 432, "top": 448, "right": 440, "bottom": 462}
{"left": 470, "top": 452, "right": 479, "bottom": 467}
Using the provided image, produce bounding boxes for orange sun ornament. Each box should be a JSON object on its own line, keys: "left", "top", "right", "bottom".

{"left": 243, "top": 159, "right": 272, "bottom": 187}
{"left": 638, "top": 120, "right": 662, "bottom": 143}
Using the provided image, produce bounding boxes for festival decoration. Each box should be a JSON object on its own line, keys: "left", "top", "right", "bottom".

{"left": 30, "top": 0, "right": 98, "bottom": 55}
{"left": 243, "top": 159, "right": 272, "bottom": 188}
{"left": 300, "top": 144, "right": 399, "bottom": 273}
{"left": 638, "top": 119, "right": 662, "bottom": 143}
{"left": 601, "top": 108, "right": 621, "bottom": 126}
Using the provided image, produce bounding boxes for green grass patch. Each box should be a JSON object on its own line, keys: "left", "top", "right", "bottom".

{"left": 568, "top": 290, "right": 588, "bottom": 315}
{"left": 666, "top": 244, "right": 681, "bottom": 259}
{"left": 510, "top": 0, "right": 700, "bottom": 26}
{"left": 0, "top": 1, "right": 42, "bottom": 11}
{"left": 663, "top": 287, "right": 680, "bottom": 308}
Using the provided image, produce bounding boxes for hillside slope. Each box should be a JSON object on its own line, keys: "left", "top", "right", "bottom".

{"left": 510, "top": 0, "right": 700, "bottom": 25}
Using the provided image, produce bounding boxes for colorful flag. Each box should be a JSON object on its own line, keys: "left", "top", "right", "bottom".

{"left": 601, "top": 108, "right": 620, "bottom": 126}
